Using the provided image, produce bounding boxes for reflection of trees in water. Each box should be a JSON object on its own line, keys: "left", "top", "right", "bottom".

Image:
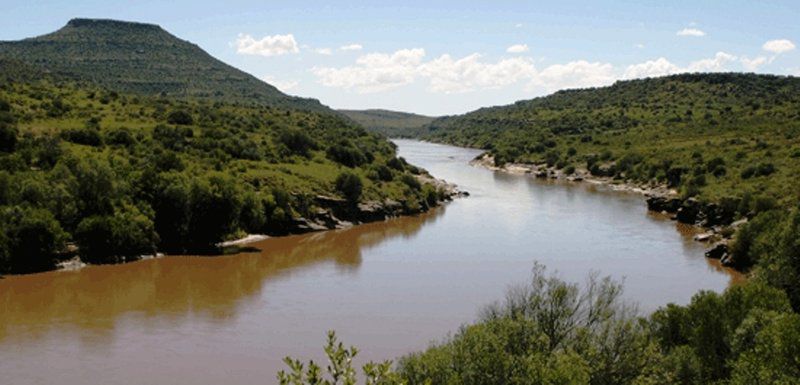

{"left": 0, "top": 208, "right": 444, "bottom": 342}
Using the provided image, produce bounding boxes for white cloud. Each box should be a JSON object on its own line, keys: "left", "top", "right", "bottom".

{"left": 311, "top": 46, "right": 778, "bottom": 96}
{"left": 677, "top": 28, "right": 706, "bottom": 37}
{"left": 623, "top": 52, "right": 738, "bottom": 80}
{"left": 262, "top": 76, "right": 299, "bottom": 92}
{"left": 687, "top": 51, "right": 737, "bottom": 72}
{"left": 314, "top": 47, "right": 333, "bottom": 55}
{"left": 624, "top": 57, "right": 681, "bottom": 78}
{"left": 635, "top": 43, "right": 645, "bottom": 49}
{"left": 530, "top": 60, "right": 616, "bottom": 91}
{"left": 340, "top": 43, "right": 363, "bottom": 51}
{"left": 235, "top": 33, "right": 299, "bottom": 57}
{"left": 741, "top": 56, "right": 769, "bottom": 71}
{"left": 506, "top": 44, "right": 530, "bottom": 53}
{"left": 420, "top": 54, "right": 536, "bottom": 93}
{"left": 515, "top": 23, "right": 523, "bottom": 28}
{"left": 763, "top": 39, "right": 796, "bottom": 54}
{"left": 312, "top": 48, "right": 424, "bottom": 93}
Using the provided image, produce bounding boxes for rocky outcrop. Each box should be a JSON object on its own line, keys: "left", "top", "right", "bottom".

{"left": 646, "top": 195, "right": 682, "bottom": 213}
{"left": 272, "top": 177, "right": 466, "bottom": 236}
{"left": 705, "top": 241, "right": 728, "bottom": 260}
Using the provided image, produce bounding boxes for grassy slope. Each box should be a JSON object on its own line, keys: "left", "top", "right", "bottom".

{"left": 422, "top": 73, "right": 800, "bottom": 206}
{"left": 339, "top": 109, "right": 436, "bottom": 138}
{"left": 0, "top": 18, "right": 328, "bottom": 113}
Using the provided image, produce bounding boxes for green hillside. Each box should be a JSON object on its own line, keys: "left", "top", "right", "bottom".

{"left": 0, "top": 18, "right": 328, "bottom": 112}
{"left": 0, "top": 23, "right": 450, "bottom": 275}
{"left": 340, "top": 109, "right": 436, "bottom": 137}
{"left": 424, "top": 73, "right": 800, "bottom": 206}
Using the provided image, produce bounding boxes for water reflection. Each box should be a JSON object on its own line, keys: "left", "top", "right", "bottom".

{"left": 0, "top": 208, "right": 444, "bottom": 342}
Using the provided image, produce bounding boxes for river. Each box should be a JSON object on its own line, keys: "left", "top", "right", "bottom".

{"left": 0, "top": 140, "right": 739, "bottom": 384}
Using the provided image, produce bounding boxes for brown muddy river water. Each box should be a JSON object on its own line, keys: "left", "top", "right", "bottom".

{"left": 0, "top": 140, "right": 739, "bottom": 384}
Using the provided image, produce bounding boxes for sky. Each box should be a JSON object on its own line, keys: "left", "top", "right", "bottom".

{"left": 1, "top": 1, "right": 799, "bottom": 116}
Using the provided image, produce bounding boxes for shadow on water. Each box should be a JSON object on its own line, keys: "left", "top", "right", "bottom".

{"left": 0, "top": 207, "right": 445, "bottom": 343}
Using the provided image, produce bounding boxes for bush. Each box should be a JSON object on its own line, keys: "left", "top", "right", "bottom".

{"left": 75, "top": 204, "right": 158, "bottom": 264}
{"left": 0, "top": 207, "right": 66, "bottom": 273}
{"left": 741, "top": 163, "right": 775, "bottom": 179}
{"left": 399, "top": 264, "right": 651, "bottom": 385}
{"left": 153, "top": 124, "right": 192, "bottom": 150}
{"left": 278, "top": 128, "right": 316, "bottom": 157}
{"left": 335, "top": 172, "right": 363, "bottom": 204}
{"left": 166, "top": 110, "right": 194, "bottom": 125}
{"left": 61, "top": 127, "right": 102, "bottom": 146}
{"left": 327, "top": 143, "right": 367, "bottom": 167}
{"left": 105, "top": 128, "right": 136, "bottom": 146}
{"left": 400, "top": 174, "right": 421, "bottom": 191}
{"left": 386, "top": 157, "right": 405, "bottom": 171}
{"left": 187, "top": 175, "right": 244, "bottom": 251}
{"left": 373, "top": 164, "right": 393, "bottom": 182}
{"left": 0, "top": 101, "right": 17, "bottom": 152}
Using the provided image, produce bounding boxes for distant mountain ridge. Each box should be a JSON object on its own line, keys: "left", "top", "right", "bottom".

{"left": 0, "top": 18, "right": 328, "bottom": 112}
{"left": 339, "top": 109, "right": 436, "bottom": 138}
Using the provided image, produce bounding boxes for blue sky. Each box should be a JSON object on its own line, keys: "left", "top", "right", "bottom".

{"left": 2, "top": 1, "right": 799, "bottom": 115}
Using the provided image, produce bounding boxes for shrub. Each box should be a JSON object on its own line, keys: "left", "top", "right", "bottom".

{"left": 166, "top": 110, "right": 194, "bottom": 125}
{"left": 0, "top": 207, "right": 66, "bottom": 273}
{"left": 105, "top": 128, "right": 136, "bottom": 146}
{"left": 335, "top": 172, "right": 363, "bottom": 204}
{"left": 153, "top": 124, "right": 192, "bottom": 150}
{"left": 278, "top": 128, "right": 317, "bottom": 157}
{"left": 0, "top": 103, "right": 17, "bottom": 152}
{"left": 75, "top": 204, "right": 158, "bottom": 264}
{"left": 400, "top": 174, "right": 421, "bottom": 191}
{"left": 61, "top": 127, "right": 102, "bottom": 146}
{"left": 327, "top": 143, "right": 367, "bottom": 167}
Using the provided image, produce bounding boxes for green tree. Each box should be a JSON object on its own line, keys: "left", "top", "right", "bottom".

{"left": 0, "top": 206, "right": 66, "bottom": 273}
{"left": 75, "top": 204, "right": 158, "bottom": 264}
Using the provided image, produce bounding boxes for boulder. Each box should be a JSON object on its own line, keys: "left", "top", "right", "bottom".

{"left": 676, "top": 198, "right": 701, "bottom": 224}
{"left": 646, "top": 195, "right": 682, "bottom": 213}
{"left": 705, "top": 242, "right": 728, "bottom": 259}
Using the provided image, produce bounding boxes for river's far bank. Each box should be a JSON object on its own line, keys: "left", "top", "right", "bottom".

{"left": 468, "top": 152, "right": 747, "bottom": 270}
{"left": 9, "top": 172, "right": 466, "bottom": 276}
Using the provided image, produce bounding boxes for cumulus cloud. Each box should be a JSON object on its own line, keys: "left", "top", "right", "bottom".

{"left": 624, "top": 57, "right": 681, "bottom": 78}
{"left": 762, "top": 39, "right": 796, "bottom": 54}
{"left": 235, "top": 33, "right": 299, "bottom": 57}
{"left": 622, "top": 52, "right": 737, "bottom": 79}
{"left": 687, "top": 51, "right": 737, "bottom": 72}
{"left": 312, "top": 48, "right": 424, "bottom": 93}
{"left": 311, "top": 46, "right": 776, "bottom": 95}
{"left": 340, "top": 43, "right": 363, "bottom": 51}
{"left": 314, "top": 47, "right": 333, "bottom": 55}
{"left": 530, "top": 60, "right": 616, "bottom": 91}
{"left": 262, "top": 76, "right": 299, "bottom": 92}
{"left": 420, "top": 54, "right": 536, "bottom": 93}
{"left": 741, "top": 56, "right": 769, "bottom": 71}
{"left": 677, "top": 28, "right": 706, "bottom": 37}
{"left": 506, "top": 44, "right": 530, "bottom": 53}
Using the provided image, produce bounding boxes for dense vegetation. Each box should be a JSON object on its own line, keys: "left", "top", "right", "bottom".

{"left": 423, "top": 74, "right": 799, "bottom": 205}
{"left": 340, "top": 109, "right": 436, "bottom": 138}
{"left": 0, "top": 18, "right": 328, "bottom": 112}
{"left": 0, "top": 67, "right": 444, "bottom": 274}
{"left": 282, "top": 266, "right": 800, "bottom": 385}
{"left": 416, "top": 74, "right": 800, "bottom": 269}
{"left": 283, "top": 73, "right": 800, "bottom": 384}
